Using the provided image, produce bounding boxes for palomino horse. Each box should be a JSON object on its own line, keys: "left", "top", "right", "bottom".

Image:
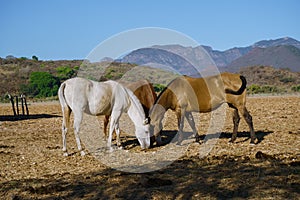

{"left": 58, "top": 77, "right": 150, "bottom": 156}
{"left": 103, "top": 79, "right": 157, "bottom": 140}
{"left": 149, "top": 72, "right": 255, "bottom": 145}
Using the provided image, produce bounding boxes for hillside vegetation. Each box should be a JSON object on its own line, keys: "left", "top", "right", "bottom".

{"left": 239, "top": 66, "right": 300, "bottom": 94}
{"left": 0, "top": 57, "right": 299, "bottom": 100}
{"left": 0, "top": 58, "right": 81, "bottom": 97}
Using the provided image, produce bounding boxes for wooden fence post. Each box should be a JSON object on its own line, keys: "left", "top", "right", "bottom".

{"left": 21, "top": 94, "right": 29, "bottom": 115}
{"left": 8, "top": 94, "right": 16, "bottom": 116}
{"left": 21, "top": 95, "right": 25, "bottom": 115}
{"left": 15, "top": 96, "right": 19, "bottom": 116}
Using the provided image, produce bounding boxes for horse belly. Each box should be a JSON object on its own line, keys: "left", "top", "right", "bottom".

{"left": 187, "top": 104, "right": 211, "bottom": 113}
{"left": 87, "top": 100, "right": 111, "bottom": 116}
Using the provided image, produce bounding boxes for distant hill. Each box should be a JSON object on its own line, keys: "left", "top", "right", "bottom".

{"left": 0, "top": 58, "right": 82, "bottom": 96}
{"left": 1, "top": 37, "right": 300, "bottom": 97}
{"left": 252, "top": 37, "right": 300, "bottom": 49}
{"left": 239, "top": 65, "right": 300, "bottom": 87}
{"left": 239, "top": 65, "right": 300, "bottom": 93}
{"left": 121, "top": 37, "right": 300, "bottom": 73}
{"left": 226, "top": 45, "right": 300, "bottom": 72}
{"left": 202, "top": 45, "right": 252, "bottom": 68}
{"left": 121, "top": 47, "right": 199, "bottom": 76}
{"left": 1, "top": 57, "right": 299, "bottom": 97}
{"left": 205, "top": 37, "right": 300, "bottom": 69}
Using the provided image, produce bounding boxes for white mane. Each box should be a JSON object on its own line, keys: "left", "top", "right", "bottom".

{"left": 124, "top": 87, "right": 146, "bottom": 120}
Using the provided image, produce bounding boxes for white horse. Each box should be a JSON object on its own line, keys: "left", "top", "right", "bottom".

{"left": 58, "top": 77, "right": 151, "bottom": 156}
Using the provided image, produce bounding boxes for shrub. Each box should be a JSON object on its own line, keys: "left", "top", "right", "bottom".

{"left": 153, "top": 84, "right": 166, "bottom": 93}
{"left": 247, "top": 84, "right": 261, "bottom": 94}
{"left": 21, "top": 72, "right": 60, "bottom": 98}
{"left": 291, "top": 85, "right": 300, "bottom": 92}
{"left": 260, "top": 85, "right": 279, "bottom": 93}
{"left": 247, "top": 84, "right": 282, "bottom": 94}
{"left": 32, "top": 55, "right": 39, "bottom": 61}
{"left": 56, "top": 66, "right": 76, "bottom": 81}
{"left": 280, "top": 77, "right": 295, "bottom": 83}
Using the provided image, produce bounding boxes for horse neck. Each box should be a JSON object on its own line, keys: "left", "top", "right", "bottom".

{"left": 156, "top": 88, "right": 173, "bottom": 111}
{"left": 126, "top": 89, "right": 145, "bottom": 127}
{"left": 150, "top": 89, "right": 172, "bottom": 123}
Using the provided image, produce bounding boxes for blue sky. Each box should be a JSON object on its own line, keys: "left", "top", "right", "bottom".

{"left": 1, "top": 0, "right": 299, "bottom": 60}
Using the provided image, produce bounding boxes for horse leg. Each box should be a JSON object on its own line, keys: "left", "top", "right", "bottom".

{"left": 176, "top": 107, "right": 185, "bottom": 145}
{"left": 62, "top": 106, "right": 71, "bottom": 156}
{"left": 114, "top": 122, "right": 123, "bottom": 149}
{"left": 240, "top": 107, "right": 256, "bottom": 144}
{"left": 102, "top": 115, "right": 110, "bottom": 141}
{"left": 185, "top": 112, "right": 200, "bottom": 142}
{"left": 107, "top": 122, "right": 114, "bottom": 151}
{"left": 73, "top": 112, "right": 85, "bottom": 156}
{"left": 108, "top": 110, "right": 122, "bottom": 151}
{"left": 230, "top": 108, "right": 240, "bottom": 143}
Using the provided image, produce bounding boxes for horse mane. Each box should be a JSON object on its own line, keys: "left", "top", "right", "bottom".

{"left": 121, "top": 85, "right": 146, "bottom": 120}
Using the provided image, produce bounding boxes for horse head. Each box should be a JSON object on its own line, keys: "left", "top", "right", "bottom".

{"left": 149, "top": 104, "right": 166, "bottom": 146}
{"left": 135, "top": 122, "right": 151, "bottom": 149}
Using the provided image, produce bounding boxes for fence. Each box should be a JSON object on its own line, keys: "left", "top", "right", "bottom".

{"left": 8, "top": 94, "right": 29, "bottom": 116}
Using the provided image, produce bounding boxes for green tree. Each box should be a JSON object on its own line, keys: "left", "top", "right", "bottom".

{"left": 21, "top": 72, "right": 60, "bottom": 98}
{"left": 291, "top": 85, "right": 300, "bottom": 92}
{"left": 56, "top": 66, "right": 76, "bottom": 81}
{"left": 32, "top": 55, "right": 39, "bottom": 61}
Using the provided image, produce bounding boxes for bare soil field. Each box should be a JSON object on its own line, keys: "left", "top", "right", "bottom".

{"left": 0, "top": 96, "right": 299, "bottom": 199}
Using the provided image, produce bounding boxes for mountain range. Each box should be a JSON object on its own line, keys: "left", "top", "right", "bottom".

{"left": 120, "top": 37, "right": 300, "bottom": 73}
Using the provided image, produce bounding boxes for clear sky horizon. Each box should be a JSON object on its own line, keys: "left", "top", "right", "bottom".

{"left": 1, "top": 0, "right": 299, "bottom": 60}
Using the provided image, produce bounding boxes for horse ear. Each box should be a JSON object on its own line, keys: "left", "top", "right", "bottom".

{"left": 143, "top": 117, "right": 150, "bottom": 125}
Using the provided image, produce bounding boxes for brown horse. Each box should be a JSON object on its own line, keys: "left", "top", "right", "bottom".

{"left": 149, "top": 72, "right": 256, "bottom": 145}
{"left": 102, "top": 79, "right": 157, "bottom": 140}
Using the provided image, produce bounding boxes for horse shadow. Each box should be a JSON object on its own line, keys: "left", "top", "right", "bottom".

{"left": 155, "top": 130, "right": 273, "bottom": 146}
{"left": 201, "top": 130, "right": 274, "bottom": 144}
{"left": 120, "top": 131, "right": 194, "bottom": 150}
{"left": 113, "top": 130, "right": 273, "bottom": 150}
{"left": 0, "top": 114, "right": 61, "bottom": 122}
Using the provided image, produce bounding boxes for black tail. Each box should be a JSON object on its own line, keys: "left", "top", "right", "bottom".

{"left": 225, "top": 75, "right": 247, "bottom": 95}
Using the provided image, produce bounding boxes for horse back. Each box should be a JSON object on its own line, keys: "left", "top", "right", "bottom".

{"left": 61, "top": 77, "right": 114, "bottom": 115}
{"left": 169, "top": 74, "right": 246, "bottom": 112}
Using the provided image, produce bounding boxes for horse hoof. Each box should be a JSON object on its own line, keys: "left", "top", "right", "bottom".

{"left": 196, "top": 140, "right": 203, "bottom": 145}
{"left": 195, "top": 136, "right": 202, "bottom": 143}
{"left": 250, "top": 138, "right": 257, "bottom": 145}
{"left": 107, "top": 146, "right": 116, "bottom": 152}
{"left": 80, "top": 151, "right": 86, "bottom": 156}
{"left": 118, "top": 146, "right": 123, "bottom": 150}
{"left": 63, "top": 152, "right": 69, "bottom": 157}
{"left": 156, "top": 141, "right": 163, "bottom": 146}
{"left": 176, "top": 141, "right": 182, "bottom": 146}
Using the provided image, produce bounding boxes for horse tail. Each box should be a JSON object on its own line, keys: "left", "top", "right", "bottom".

{"left": 58, "top": 82, "right": 71, "bottom": 113}
{"left": 225, "top": 75, "right": 247, "bottom": 95}
{"left": 58, "top": 81, "right": 72, "bottom": 126}
{"left": 58, "top": 82, "right": 68, "bottom": 108}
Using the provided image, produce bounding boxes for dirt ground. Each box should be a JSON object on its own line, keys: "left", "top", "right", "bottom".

{"left": 0, "top": 96, "right": 299, "bottom": 199}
